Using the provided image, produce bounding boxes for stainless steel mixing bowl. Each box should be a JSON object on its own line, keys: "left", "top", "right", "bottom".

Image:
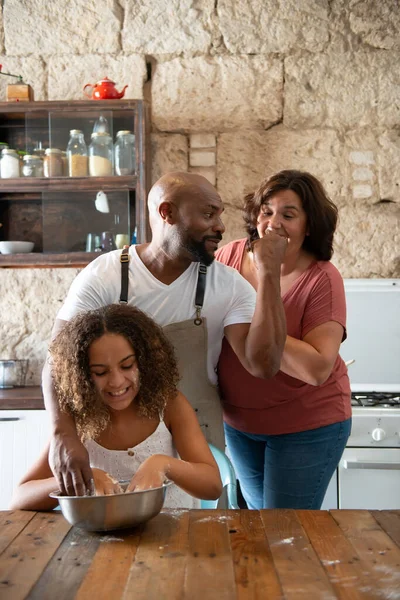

{"left": 50, "top": 481, "right": 172, "bottom": 532}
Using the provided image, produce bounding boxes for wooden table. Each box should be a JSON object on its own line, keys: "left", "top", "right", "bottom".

{"left": 1, "top": 509, "right": 399, "bottom": 599}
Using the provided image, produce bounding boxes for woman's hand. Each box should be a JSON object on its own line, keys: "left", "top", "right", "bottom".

{"left": 92, "top": 468, "right": 123, "bottom": 496}
{"left": 126, "top": 455, "right": 170, "bottom": 492}
{"left": 252, "top": 229, "right": 287, "bottom": 276}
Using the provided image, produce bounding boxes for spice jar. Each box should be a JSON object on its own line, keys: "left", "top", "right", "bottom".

{"left": 66, "top": 129, "right": 88, "bottom": 177}
{"left": 0, "top": 148, "right": 20, "bottom": 178}
{"left": 44, "top": 148, "right": 63, "bottom": 177}
{"left": 89, "top": 132, "right": 113, "bottom": 177}
{"left": 114, "top": 130, "right": 135, "bottom": 176}
{"left": 22, "top": 155, "right": 44, "bottom": 177}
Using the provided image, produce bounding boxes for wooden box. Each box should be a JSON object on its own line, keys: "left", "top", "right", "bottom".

{"left": 6, "top": 83, "right": 34, "bottom": 102}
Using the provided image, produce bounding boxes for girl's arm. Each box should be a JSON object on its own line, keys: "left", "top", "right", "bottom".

{"left": 279, "top": 321, "right": 344, "bottom": 386}
{"left": 10, "top": 442, "right": 60, "bottom": 511}
{"left": 127, "top": 392, "right": 223, "bottom": 500}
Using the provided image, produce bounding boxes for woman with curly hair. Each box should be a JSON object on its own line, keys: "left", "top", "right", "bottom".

{"left": 216, "top": 170, "right": 352, "bottom": 510}
{"left": 11, "top": 304, "right": 222, "bottom": 511}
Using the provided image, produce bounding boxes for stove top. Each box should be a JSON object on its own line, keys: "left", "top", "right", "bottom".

{"left": 351, "top": 391, "right": 400, "bottom": 408}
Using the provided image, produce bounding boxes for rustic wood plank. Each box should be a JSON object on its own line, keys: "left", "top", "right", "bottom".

{"left": 260, "top": 509, "right": 337, "bottom": 599}
{"left": 0, "top": 175, "right": 136, "bottom": 193}
{"left": 0, "top": 386, "right": 44, "bottom": 410}
{"left": 331, "top": 510, "right": 400, "bottom": 599}
{"left": 0, "top": 99, "right": 140, "bottom": 114}
{"left": 298, "top": 510, "right": 381, "bottom": 599}
{"left": 371, "top": 510, "right": 400, "bottom": 547}
{"left": 0, "top": 512, "right": 71, "bottom": 600}
{"left": 0, "top": 386, "right": 42, "bottom": 404}
{"left": 75, "top": 528, "right": 142, "bottom": 600}
{"left": 183, "top": 510, "right": 237, "bottom": 600}
{"left": 228, "top": 509, "right": 283, "bottom": 599}
{"left": 0, "top": 251, "right": 102, "bottom": 268}
{"left": 27, "top": 524, "right": 101, "bottom": 600}
{"left": 122, "top": 509, "right": 189, "bottom": 600}
{"left": 0, "top": 510, "right": 36, "bottom": 555}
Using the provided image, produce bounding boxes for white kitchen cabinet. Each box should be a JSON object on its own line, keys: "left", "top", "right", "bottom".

{"left": 0, "top": 410, "right": 51, "bottom": 510}
{"left": 320, "top": 470, "right": 338, "bottom": 509}
{"left": 338, "top": 447, "right": 400, "bottom": 509}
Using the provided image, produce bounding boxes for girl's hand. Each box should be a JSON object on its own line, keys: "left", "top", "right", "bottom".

{"left": 91, "top": 468, "right": 123, "bottom": 496}
{"left": 126, "top": 455, "right": 170, "bottom": 493}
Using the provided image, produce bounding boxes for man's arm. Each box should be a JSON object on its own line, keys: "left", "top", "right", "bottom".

{"left": 42, "top": 318, "right": 93, "bottom": 496}
{"left": 224, "top": 232, "right": 287, "bottom": 379}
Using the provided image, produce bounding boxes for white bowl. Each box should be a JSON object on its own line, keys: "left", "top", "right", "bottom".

{"left": 0, "top": 241, "right": 34, "bottom": 254}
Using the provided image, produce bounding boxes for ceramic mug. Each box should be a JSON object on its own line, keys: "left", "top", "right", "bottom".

{"left": 101, "top": 231, "right": 117, "bottom": 252}
{"left": 115, "top": 234, "right": 130, "bottom": 249}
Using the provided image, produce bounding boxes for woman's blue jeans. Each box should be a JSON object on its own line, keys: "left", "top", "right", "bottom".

{"left": 224, "top": 418, "right": 352, "bottom": 510}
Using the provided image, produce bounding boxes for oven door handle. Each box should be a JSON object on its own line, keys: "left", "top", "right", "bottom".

{"left": 343, "top": 460, "right": 400, "bottom": 470}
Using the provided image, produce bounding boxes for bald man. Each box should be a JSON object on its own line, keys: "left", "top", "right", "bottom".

{"left": 43, "top": 172, "right": 287, "bottom": 496}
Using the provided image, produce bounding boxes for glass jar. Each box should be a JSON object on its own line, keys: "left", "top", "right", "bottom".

{"left": 93, "top": 114, "right": 110, "bottom": 135}
{"left": 0, "top": 148, "right": 20, "bottom": 178}
{"left": 89, "top": 132, "right": 113, "bottom": 177}
{"left": 44, "top": 148, "right": 63, "bottom": 177}
{"left": 33, "top": 142, "right": 45, "bottom": 161}
{"left": 66, "top": 129, "right": 88, "bottom": 177}
{"left": 22, "top": 154, "right": 44, "bottom": 177}
{"left": 114, "top": 130, "right": 136, "bottom": 176}
{"left": 61, "top": 151, "right": 68, "bottom": 176}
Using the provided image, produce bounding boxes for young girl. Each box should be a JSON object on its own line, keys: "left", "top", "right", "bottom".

{"left": 11, "top": 304, "right": 222, "bottom": 511}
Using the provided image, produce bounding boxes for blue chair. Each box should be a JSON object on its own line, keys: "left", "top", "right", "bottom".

{"left": 200, "top": 443, "right": 240, "bottom": 509}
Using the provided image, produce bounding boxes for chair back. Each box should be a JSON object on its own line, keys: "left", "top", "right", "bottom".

{"left": 200, "top": 443, "right": 239, "bottom": 509}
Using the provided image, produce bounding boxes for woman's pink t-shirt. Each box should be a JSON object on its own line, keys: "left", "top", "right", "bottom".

{"left": 216, "top": 239, "right": 352, "bottom": 435}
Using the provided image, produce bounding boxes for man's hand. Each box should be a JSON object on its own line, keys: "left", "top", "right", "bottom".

{"left": 49, "top": 431, "right": 94, "bottom": 496}
{"left": 252, "top": 229, "right": 287, "bottom": 276}
{"left": 126, "top": 455, "right": 169, "bottom": 493}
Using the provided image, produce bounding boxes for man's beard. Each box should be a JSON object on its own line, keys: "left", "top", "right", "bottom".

{"left": 183, "top": 235, "right": 222, "bottom": 266}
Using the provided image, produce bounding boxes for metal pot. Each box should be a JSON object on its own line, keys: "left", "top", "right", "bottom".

{"left": 0, "top": 359, "right": 28, "bottom": 388}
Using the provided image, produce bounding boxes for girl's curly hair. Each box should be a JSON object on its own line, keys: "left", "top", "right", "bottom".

{"left": 243, "top": 170, "right": 338, "bottom": 261}
{"left": 49, "top": 304, "right": 180, "bottom": 441}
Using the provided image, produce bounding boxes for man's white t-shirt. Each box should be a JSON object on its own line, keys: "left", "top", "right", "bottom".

{"left": 57, "top": 246, "right": 256, "bottom": 384}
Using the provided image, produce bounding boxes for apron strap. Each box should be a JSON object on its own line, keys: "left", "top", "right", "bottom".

{"left": 119, "top": 250, "right": 207, "bottom": 321}
{"left": 119, "top": 246, "right": 130, "bottom": 304}
{"left": 194, "top": 263, "right": 207, "bottom": 326}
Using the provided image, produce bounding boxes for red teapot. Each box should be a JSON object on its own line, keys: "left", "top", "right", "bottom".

{"left": 83, "top": 77, "right": 128, "bottom": 100}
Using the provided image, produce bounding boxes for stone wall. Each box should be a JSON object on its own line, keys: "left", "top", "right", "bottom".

{"left": 0, "top": 0, "right": 399, "bottom": 383}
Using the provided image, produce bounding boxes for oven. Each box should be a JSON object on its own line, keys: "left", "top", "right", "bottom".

{"left": 322, "top": 279, "right": 400, "bottom": 510}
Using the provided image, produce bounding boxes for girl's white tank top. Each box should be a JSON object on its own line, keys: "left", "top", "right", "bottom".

{"left": 85, "top": 420, "right": 200, "bottom": 508}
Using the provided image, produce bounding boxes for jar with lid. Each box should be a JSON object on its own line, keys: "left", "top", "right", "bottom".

{"left": 22, "top": 155, "right": 44, "bottom": 177}
{"left": 114, "top": 130, "right": 135, "bottom": 176}
{"left": 66, "top": 129, "right": 88, "bottom": 177}
{"left": 89, "top": 132, "right": 113, "bottom": 177}
{"left": 0, "top": 148, "right": 20, "bottom": 178}
{"left": 44, "top": 148, "right": 63, "bottom": 177}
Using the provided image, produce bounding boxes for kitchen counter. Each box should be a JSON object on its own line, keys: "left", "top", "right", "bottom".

{"left": 1, "top": 508, "right": 399, "bottom": 599}
{"left": 0, "top": 386, "right": 44, "bottom": 410}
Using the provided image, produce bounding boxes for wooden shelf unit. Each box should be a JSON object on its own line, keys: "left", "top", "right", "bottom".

{"left": 0, "top": 100, "right": 151, "bottom": 268}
